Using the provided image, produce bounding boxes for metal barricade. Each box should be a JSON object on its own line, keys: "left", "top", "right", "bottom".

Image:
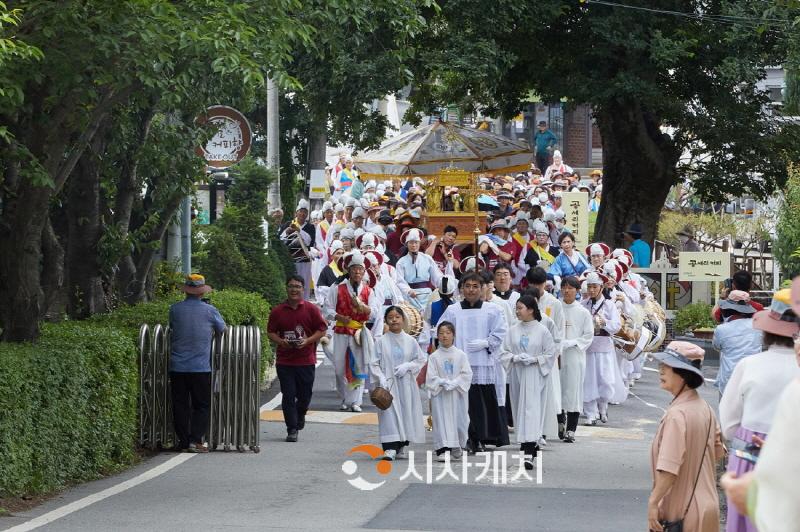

{"left": 138, "top": 324, "right": 261, "bottom": 453}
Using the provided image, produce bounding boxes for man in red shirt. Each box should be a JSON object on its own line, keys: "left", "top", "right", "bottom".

{"left": 267, "top": 275, "right": 328, "bottom": 442}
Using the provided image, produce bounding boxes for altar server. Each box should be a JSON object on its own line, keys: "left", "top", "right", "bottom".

{"left": 426, "top": 321, "right": 472, "bottom": 461}
{"left": 369, "top": 306, "right": 427, "bottom": 461}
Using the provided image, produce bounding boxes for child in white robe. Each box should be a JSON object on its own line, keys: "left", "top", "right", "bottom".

{"left": 369, "top": 306, "right": 426, "bottom": 461}
{"left": 501, "top": 294, "right": 556, "bottom": 470}
{"left": 426, "top": 321, "right": 472, "bottom": 461}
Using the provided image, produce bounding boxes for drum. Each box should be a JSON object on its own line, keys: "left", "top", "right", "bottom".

{"left": 398, "top": 303, "right": 425, "bottom": 338}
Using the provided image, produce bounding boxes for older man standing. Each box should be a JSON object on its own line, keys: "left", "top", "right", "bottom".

{"left": 169, "top": 274, "right": 226, "bottom": 453}
{"left": 280, "top": 198, "right": 318, "bottom": 299}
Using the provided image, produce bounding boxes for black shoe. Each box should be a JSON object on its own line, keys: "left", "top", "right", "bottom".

{"left": 298, "top": 415, "right": 306, "bottom": 431}
{"left": 466, "top": 439, "right": 478, "bottom": 455}
{"left": 286, "top": 430, "right": 298, "bottom": 442}
{"left": 476, "top": 441, "right": 487, "bottom": 453}
{"left": 524, "top": 458, "right": 535, "bottom": 471}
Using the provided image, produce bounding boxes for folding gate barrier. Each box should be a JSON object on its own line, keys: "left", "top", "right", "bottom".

{"left": 139, "top": 324, "right": 262, "bottom": 452}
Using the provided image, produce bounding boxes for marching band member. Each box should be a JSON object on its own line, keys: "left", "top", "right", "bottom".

{"left": 479, "top": 219, "right": 516, "bottom": 271}
{"left": 323, "top": 251, "right": 379, "bottom": 413}
{"left": 438, "top": 272, "right": 509, "bottom": 453}
{"left": 422, "top": 275, "right": 458, "bottom": 352}
{"left": 368, "top": 306, "right": 426, "bottom": 461}
{"left": 586, "top": 242, "right": 611, "bottom": 272}
{"left": 315, "top": 240, "right": 345, "bottom": 306}
{"left": 425, "top": 225, "right": 461, "bottom": 276}
{"left": 396, "top": 228, "right": 442, "bottom": 312}
{"left": 557, "top": 276, "right": 594, "bottom": 443}
{"left": 601, "top": 259, "right": 633, "bottom": 402}
{"left": 365, "top": 251, "right": 405, "bottom": 339}
{"left": 279, "top": 198, "right": 318, "bottom": 299}
{"left": 581, "top": 271, "right": 622, "bottom": 425}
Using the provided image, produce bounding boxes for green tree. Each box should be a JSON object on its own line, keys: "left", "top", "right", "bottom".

{"left": 774, "top": 163, "right": 800, "bottom": 276}
{"left": 406, "top": 0, "right": 800, "bottom": 246}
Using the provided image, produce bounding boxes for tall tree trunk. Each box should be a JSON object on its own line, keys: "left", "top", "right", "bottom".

{"left": 41, "top": 217, "right": 66, "bottom": 320}
{"left": 0, "top": 183, "right": 51, "bottom": 341}
{"left": 65, "top": 135, "right": 109, "bottom": 319}
{"left": 593, "top": 101, "right": 680, "bottom": 250}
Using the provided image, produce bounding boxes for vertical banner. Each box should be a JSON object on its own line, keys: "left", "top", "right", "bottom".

{"left": 309, "top": 169, "right": 327, "bottom": 199}
{"left": 561, "top": 191, "right": 589, "bottom": 251}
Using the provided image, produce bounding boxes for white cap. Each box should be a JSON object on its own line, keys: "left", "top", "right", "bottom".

{"left": 366, "top": 180, "right": 377, "bottom": 190}
{"left": 340, "top": 228, "right": 355, "bottom": 240}
{"left": 334, "top": 203, "right": 345, "bottom": 213}
{"left": 439, "top": 275, "right": 457, "bottom": 296}
{"left": 538, "top": 192, "right": 549, "bottom": 204}
{"left": 345, "top": 250, "right": 364, "bottom": 267}
{"left": 353, "top": 227, "right": 365, "bottom": 239}
{"left": 360, "top": 233, "right": 377, "bottom": 249}
{"left": 588, "top": 243, "right": 607, "bottom": 257}
{"left": 368, "top": 226, "right": 387, "bottom": 240}
{"left": 531, "top": 220, "right": 548, "bottom": 234}
{"left": 553, "top": 149, "right": 562, "bottom": 159}
{"left": 516, "top": 211, "right": 530, "bottom": 222}
{"left": 543, "top": 211, "right": 555, "bottom": 223}
{"left": 296, "top": 198, "right": 310, "bottom": 211}
{"left": 329, "top": 240, "right": 344, "bottom": 253}
{"left": 322, "top": 201, "right": 334, "bottom": 212}
{"left": 405, "top": 228, "right": 422, "bottom": 242}
{"left": 584, "top": 272, "right": 604, "bottom": 286}
{"left": 554, "top": 209, "right": 566, "bottom": 220}
{"left": 352, "top": 207, "right": 366, "bottom": 219}
{"left": 345, "top": 197, "right": 357, "bottom": 208}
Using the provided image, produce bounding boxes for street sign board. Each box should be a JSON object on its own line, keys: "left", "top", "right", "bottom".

{"left": 309, "top": 169, "right": 327, "bottom": 199}
{"left": 678, "top": 251, "right": 731, "bottom": 281}
{"left": 196, "top": 105, "right": 252, "bottom": 168}
{"left": 561, "top": 191, "right": 589, "bottom": 252}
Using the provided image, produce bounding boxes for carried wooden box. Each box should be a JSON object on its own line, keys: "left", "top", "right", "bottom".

{"left": 425, "top": 212, "right": 486, "bottom": 243}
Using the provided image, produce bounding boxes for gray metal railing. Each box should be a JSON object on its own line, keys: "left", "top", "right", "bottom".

{"left": 138, "top": 324, "right": 261, "bottom": 453}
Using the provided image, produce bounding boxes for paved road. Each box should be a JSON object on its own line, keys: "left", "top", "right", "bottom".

{"left": 1, "top": 353, "right": 720, "bottom": 532}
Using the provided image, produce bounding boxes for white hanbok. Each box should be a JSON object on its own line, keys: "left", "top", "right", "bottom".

{"left": 559, "top": 301, "right": 594, "bottom": 412}
{"left": 369, "top": 331, "right": 426, "bottom": 444}
{"left": 539, "top": 291, "right": 564, "bottom": 437}
{"left": 426, "top": 346, "right": 472, "bottom": 450}
{"left": 580, "top": 296, "right": 621, "bottom": 419}
{"left": 501, "top": 320, "right": 556, "bottom": 443}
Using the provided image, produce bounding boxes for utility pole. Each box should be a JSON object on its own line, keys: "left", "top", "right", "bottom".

{"left": 267, "top": 76, "right": 281, "bottom": 209}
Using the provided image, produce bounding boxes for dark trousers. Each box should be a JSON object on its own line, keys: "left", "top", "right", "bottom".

{"left": 170, "top": 372, "right": 211, "bottom": 448}
{"left": 276, "top": 364, "right": 315, "bottom": 432}
{"left": 557, "top": 411, "right": 581, "bottom": 432}
{"left": 535, "top": 153, "right": 550, "bottom": 173}
{"left": 382, "top": 441, "right": 409, "bottom": 451}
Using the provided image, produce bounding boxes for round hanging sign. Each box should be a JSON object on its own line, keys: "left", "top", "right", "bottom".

{"left": 195, "top": 105, "right": 252, "bottom": 168}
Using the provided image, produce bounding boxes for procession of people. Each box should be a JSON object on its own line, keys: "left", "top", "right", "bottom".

{"left": 266, "top": 151, "right": 800, "bottom": 531}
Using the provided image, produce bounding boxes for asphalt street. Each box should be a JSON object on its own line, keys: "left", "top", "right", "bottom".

{"left": 1, "top": 352, "right": 720, "bottom": 532}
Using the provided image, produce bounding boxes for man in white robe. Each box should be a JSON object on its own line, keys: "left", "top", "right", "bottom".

{"left": 395, "top": 228, "right": 442, "bottom": 311}
{"left": 557, "top": 276, "right": 594, "bottom": 442}
{"left": 438, "top": 271, "right": 509, "bottom": 453}
{"left": 580, "top": 272, "right": 621, "bottom": 425}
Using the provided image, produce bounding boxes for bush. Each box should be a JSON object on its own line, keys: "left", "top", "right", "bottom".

{"left": 0, "top": 323, "right": 138, "bottom": 497}
{"left": 672, "top": 302, "right": 716, "bottom": 335}
{"left": 774, "top": 163, "right": 800, "bottom": 277}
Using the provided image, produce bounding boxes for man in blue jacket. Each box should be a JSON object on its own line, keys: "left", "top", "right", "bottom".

{"left": 169, "top": 274, "right": 227, "bottom": 452}
{"left": 534, "top": 121, "right": 558, "bottom": 172}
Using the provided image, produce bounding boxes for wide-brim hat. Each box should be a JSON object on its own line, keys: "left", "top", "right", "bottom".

{"left": 612, "top": 248, "right": 634, "bottom": 262}
{"left": 653, "top": 347, "right": 704, "bottom": 381}
{"left": 719, "top": 298, "right": 756, "bottom": 315}
{"left": 589, "top": 169, "right": 602, "bottom": 177}
{"left": 363, "top": 250, "right": 384, "bottom": 268}
{"left": 340, "top": 250, "right": 366, "bottom": 271}
{"left": 583, "top": 271, "right": 609, "bottom": 286}
{"left": 602, "top": 259, "right": 624, "bottom": 284}
{"left": 624, "top": 223, "right": 644, "bottom": 238}
{"left": 586, "top": 242, "right": 611, "bottom": 258}
{"left": 182, "top": 274, "right": 212, "bottom": 295}
{"left": 356, "top": 232, "right": 378, "bottom": 249}
{"left": 752, "top": 288, "right": 799, "bottom": 337}
{"left": 400, "top": 227, "right": 426, "bottom": 245}
{"left": 489, "top": 219, "right": 510, "bottom": 233}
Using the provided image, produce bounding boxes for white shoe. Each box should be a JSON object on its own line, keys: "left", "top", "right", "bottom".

{"left": 436, "top": 452, "right": 448, "bottom": 462}
{"left": 600, "top": 413, "right": 608, "bottom": 424}
{"left": 383, "top": 449, "right": 396, "bottom": 461}
{"left": 585, "top": 417, "right": 597, "bottom": 426}
{"left": 339, "top": 402, "right": 349, "bottom": 411}
{"left": 537, "top": 437, "right": 547, "bottom": 447}
{"left": 396, "top": 448, "right": 408, "bottom": 460}
{"left": 507, "top": 426, "right": 515, "bottom": 433}
{"left": 451, "top": 447, "right": 463, "bottom": 460}
{"left": 350, "top": 404, "right": 362, "bottom": 413}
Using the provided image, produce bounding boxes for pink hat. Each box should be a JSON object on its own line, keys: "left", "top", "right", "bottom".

{"left": 665, "top": 340, "right": 705, "bottom": 362}
{"left": 753, "top": 288, "right": 799, "bottom": 337}
{"left": 727, "top": 290, "right": 750, "bottom": 302}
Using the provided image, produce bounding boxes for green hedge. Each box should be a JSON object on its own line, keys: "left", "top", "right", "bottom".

{"left": 0, "top": 323, "right": 138, "bottom": 497}
{"left": 0, "top": 289, "right": 273, "bottom": 498}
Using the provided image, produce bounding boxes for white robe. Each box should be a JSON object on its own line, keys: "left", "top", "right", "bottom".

{"left": 489, "top": 296, "right": 514, "bottom": 407}
{"left": 539, "top": 291, "right": 565, "bottom": 436}
{"left": 580, "top": 296, "right": 621, "bottom": 412}
{"left": 426, "top": 346, "right": 472, "bottom": 449}
{"left": 559, "top": 301, "right": 594, "bottom": 412}
{"left": 501, "top": 320, "right": 556, "bottom": 444}
{"left": 395, "top": 252, "right": 443, "bottom": 311}
{"left": 438, "top": 301, "right": 507, "bottom": 385}
{"left": 369, "top": 331, "right": 426, "bottom": 444}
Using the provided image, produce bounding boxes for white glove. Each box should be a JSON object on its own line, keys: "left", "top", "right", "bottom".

{"left": 561, "top": 339, "right": 575, "bottom": 349}
{"left": 466, "top": 339, "right": 490, "bottom": 352}
{"left": 443, "top": 380, "right": 457, "bottom": 391}
{"left": 512, "top": 354, "right": 525, "bottom": 363}
{"left": 394, "top": 363, "right": 412, "bottom": 377}
{"left": 308, "top": 247, "right": 321, "bottom": 259}
{"left": 379, "top": 378, "right": 389, "bottom": 389}
{"left": 523, "top": 356, "right": 539, "bottom": 366}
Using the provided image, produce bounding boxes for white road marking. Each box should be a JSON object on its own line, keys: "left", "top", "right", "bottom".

{"left": 5, "top": 454, "right": 195, "bottom": 532}
{"left": 260, "top": 357, "right": 325, "bottom": 413}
